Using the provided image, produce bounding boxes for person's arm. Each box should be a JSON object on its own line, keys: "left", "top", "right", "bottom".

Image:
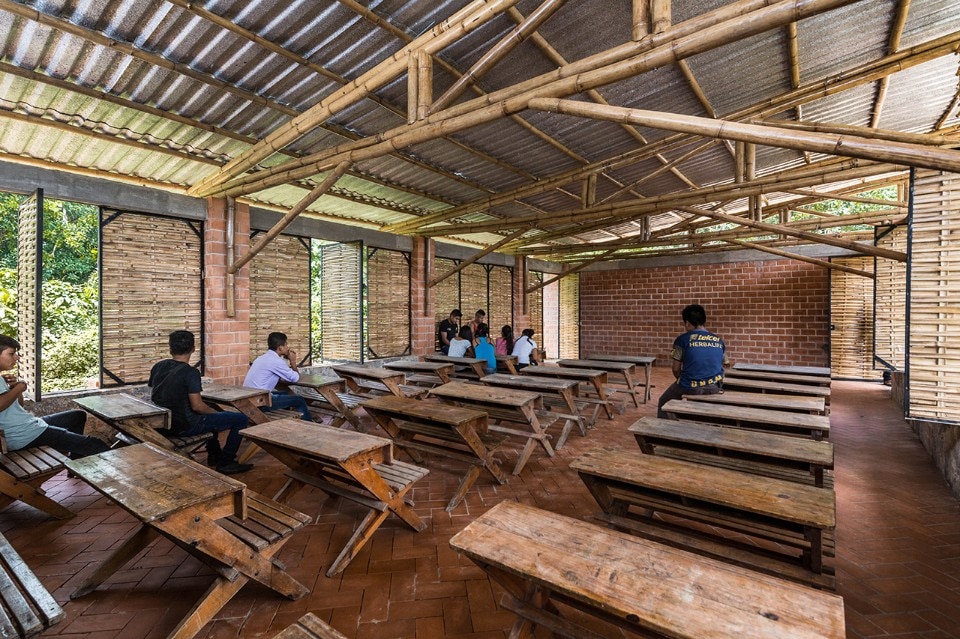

{"left": 440, "top": 323, "right": 453, "bottom": 347}
{"left": 276, "top": 350, "right": 300, "bottom": 383}
{"left": 671, "top": 359, "right": 682, "bottom": 379}
{"left": 187, "top": 392, "right": 219, "bottom": 415}
{"left": 0, "top": 377, "right": 26, "bottom": 411}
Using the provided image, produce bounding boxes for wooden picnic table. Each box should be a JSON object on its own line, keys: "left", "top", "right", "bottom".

{"left": 662, "top": 399, "right": 831, "bottom": 440}
{"left": 73, "top": 392, "right": 214, "bottom": 457}
{"left": 66, "top": 443, "right": 310, "bottom": 639}
{"left": 361, "top": 395, "right": 507, "bottom": 511}
{"left": 284, "top": 373, "right": 362, "bottom": 430}
{"left": 685, "top": 390, "right": 828, "bottom": 415}
{"left": 572, "top": 449, "right": 837, "bottom": 588}
{"left": 428, "top": 381, "right": 555, "bottom": 475}
{"left": 724, "top": 368, "right": 832, "bottom": 387}
{"left": 558, "top": 358, "right": 643, "bottom": 408}
{"left": 330, "top": 363, "right": 419, "bottom": 398}
{"left": 450, "top": 501, "right": 845, "bottom": 639}
{"left": 201, "top": 383, "right": 273, "bottom": 462}
{"left": 733, "top": 363, "right": 831, "bottom": 377}
{"left": 478, "top": 373, "right": 585, "bottom": 449}
{"left": 585, "top": 354, "right": 656, "bottom": 402}
{"left": 383, "top": 360, "right": 453, "bottom": 385}
{"left": 422, "top": 353, "right": 488, "bottom": 378}
{"left": 242, "top": 419, "right": 427, "bottom": 576}
{"left": 520, "top": 365, "right": 615, "bottom": 420}
{"left": 495, "top": 354, "right": 519, "bottom": 375}
{"left": 721, "top": 375, "right": 832, "bottom": 402}
{"left": 630, "top": 416, "right": 835, "bottom": 487}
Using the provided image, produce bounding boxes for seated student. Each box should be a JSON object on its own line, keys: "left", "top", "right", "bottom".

{"left": 149, "top": 330, "right": 252, "bottom": 475}
{"left": 0, "top": 335, "right": 110, "bottom": 458}
{"left": 511, "top": 328, "right": 541, "bottom": 369}
{"left": 244, "top": 332, "right": 313, "bottom": 422}
{"left": 656, "top": 303, "right": 729, "bottom": 419}
{"left": 474, "top": 335, "right": 496, "bottom": 374}
{"left": 438, "top": 309, "right": 462, "bottom": 354}
{"left": 469, "top": 309, "right": 489, "bottom": 346}
{"left": 494, "top": 325, "right": 514, "bottom": 356}
{"left": 447, "top": 326, "right": 474, "bottom": 358}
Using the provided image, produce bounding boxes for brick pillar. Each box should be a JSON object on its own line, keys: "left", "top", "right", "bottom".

{"left": 203, "top": 197, "right": 251, "bottom": 383}
{"left": 512, "top": 255, "right": 531, "bottom": 329}
{"left": 410, "top": 236, "right": 436, "bottom": 355}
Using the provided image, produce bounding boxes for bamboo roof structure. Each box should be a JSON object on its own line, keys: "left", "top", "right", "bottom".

{"left": 0, "top": 0, "right": 958, "bottom": 263}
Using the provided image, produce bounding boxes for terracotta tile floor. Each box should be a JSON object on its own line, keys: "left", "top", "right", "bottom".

{"left": 5, "top": 369, "right": 959, "bottom": 638}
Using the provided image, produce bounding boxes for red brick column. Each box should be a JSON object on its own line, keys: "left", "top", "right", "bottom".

{"left": 203, "top": 197, "right": 251, "bottom": 383}
{"left": 512, "top": 255, "right": 531, "bottom": 329}
{"left": 410, "top": 237, "right": 436, "bottom": 355}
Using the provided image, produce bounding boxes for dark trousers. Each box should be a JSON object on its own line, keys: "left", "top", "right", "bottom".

{"left": 26, "top": 409, "right": 110, "bottom": 458}
{"left": 264, "top": 391, "right": 313, "bottom": 422}
{"left": 656, "top": 383, "right": 721, "bottom": 418}
{"left": 181, "top": 411, "right": 249, "bottom": 463}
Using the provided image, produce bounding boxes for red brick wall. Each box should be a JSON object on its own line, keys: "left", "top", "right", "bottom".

{"left": 203, "top": 198, "right": 251, "bottom": 383}
{"left": 580, "top": 259, "right": 830, "bottom": 367}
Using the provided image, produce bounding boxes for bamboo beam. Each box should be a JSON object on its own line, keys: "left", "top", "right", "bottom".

{"left": 428, "top": 229, "right": 527, "bottom": 287}
{"left": 870, "top": 0, "right": 912, "bottom": 128}
{"left": 430, "top": 0, "right": 568, "bottom": 114}
{"left": 210, "top": 0, "right": 861, "bottom": 201}
{"left": 785, "top": 188, "right": 907, "bottom": 208}
{"left": 677, "top": 59, "right": 737, "bottom": 158}
{"left": 528, "top": 98, "right": 960, "bottom": 174}
{"left": 229, "top": 162, "right": 351, "bottom": 274}
{"left": 598, "top": 139, "right": 720, "bottom": 204}
{"left": 408, "top": 51, "right": 420, "bottom": 124}
{"left": 389, "top": 21, "right": 960, "bottom": 235}
{"left": 757, "top": 117, "right": 958, "bottom": 147}
{"left": 633, "top": 0, "right": 649, "bottom": 40}
{"left": 651, "top": 0, "right": 671, "bottom": 34}
{"left": 189, "top": 0, "right": 523, "bottom": 197}
{"left": 725, "top": 239, "right": 875, "bottom": 277}
{"left": 525, "top": 251, "right": 617, "bottom": 294}
{"left": 582, "top": 174, "right": 597, "bottom": 207}
{"left": 936, "top": 87, "right": 960, "bottom": 131}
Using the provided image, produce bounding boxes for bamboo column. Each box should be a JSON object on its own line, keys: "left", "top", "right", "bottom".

{"left": 582, "top": 174, "right": 597, "bottom": 207}
{"left": 633, "top": 0, "right": 649, "bottom": 40}
{"left": 744, "top": 142, "right": 759, "bottom": 219}
{"left": 651, "top": 0, "right": 671, "bottom": 34}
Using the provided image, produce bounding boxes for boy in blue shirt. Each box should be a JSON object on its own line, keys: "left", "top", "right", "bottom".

{"left": 656, "top": 304, "right": 729, "bottom": 418}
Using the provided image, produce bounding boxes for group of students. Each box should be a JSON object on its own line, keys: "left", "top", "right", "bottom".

{"left": 438, "top": 308, "right": 541, "bottom": 371}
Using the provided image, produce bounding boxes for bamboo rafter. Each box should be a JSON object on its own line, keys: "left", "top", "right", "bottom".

{"left": 724, "top": 239, "right": 875, "bottom": 278}
{"left": 428, "top": 229, "right": 526, "bottom": 287}
{"left": 870, "top": 0, "right": 912, "bottom": 128}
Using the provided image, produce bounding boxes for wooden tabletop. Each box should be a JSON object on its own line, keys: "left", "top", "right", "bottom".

{"left": 384, "top": 361, "right": 454, "bottom": 374}
{"left": 286, "top": 373, "right": 346, "bottom": 389}
{"left": 479, "top": 373, "right": 577, "bottom": 394}
{"left": 65, "top": 443, "right": 245, "bottom": 523}
{"left": 449, "top": 501, "right": 845, "bottom": 639}
{"left": 558, "top": 358, "right": 635, "bottom": 372}
{"left": 521, "top": 365, "right": 607, "bottom": 382}
{"left": 423, "top": 354, "right": 486, "bottom": 366}
{"left": 73, "top": 393, "right": 170, "bottom": 426}
{"left": 243, "top": 419, "right": 392, "bottom": 464}
{"left": 429, "top": 381, "right": 541, "bottom": 409}
{"left": 585, "top": 354, "right": 656, "bottom": 366}
{"left": 721, "top": 376, "right": 831, "bottom": 398}
{"left": 733, "top": 363, "right": 831, "bottom": 377}
{"left": 362, "top": 395, "right": 488, "bottom": 432}
{"left": 331, "top": 363, "right": 406, "bottom": 382}
{"left": 572, "top": 448, "right": 836, "bottom": 528}
{"left": 662, "top": 400, "right": 831, "bottom": 437}
{"left": 724, "top": 368, "right": 832, "bottom": 386}
{"left": 630, "top": 417, "right": 835, "bottom": 467}
{"left": 685, "top": 390, "right": 826, "bottom": 413}
{"left": 201, "top": 383, "right": 270, "bottom": 402}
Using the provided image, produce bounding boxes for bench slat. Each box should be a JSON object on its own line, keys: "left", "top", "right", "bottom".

{"left": 0, "top": 532, "right": 64, "bottom": 638}
{"left": 270, "top": 613, "right": 348, "bottom": 639}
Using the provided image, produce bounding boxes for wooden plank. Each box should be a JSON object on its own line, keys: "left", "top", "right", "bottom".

{"left": 662, "top": 400, "right": 830, "bottom": 439}
{"left": 732, "top": 363, "right": 831, "bottom": 376}
{"left": 684, "top": 390, "right": 826, "bottom": 414}
{"left": 243, "top": 420, "right": 391, "bottom": 464}
{"left": 720, "top": 377, "right": 831, "bottom": 399}
{"left": 724, "top": 369, "right": 832, "bottom": 386}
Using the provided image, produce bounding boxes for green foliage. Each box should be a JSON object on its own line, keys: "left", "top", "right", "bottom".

{"left": 0, "top": 268, "right": 15, "bottom": 336}
{"left": 41, "top": 325, "right": 98, "bottom": 393}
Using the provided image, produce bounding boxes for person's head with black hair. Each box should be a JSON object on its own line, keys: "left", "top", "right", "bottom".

{"left": 0, "top": 335, "right": 20, "bottom": 352}
{"left": 168, "top": 330, "right": 195, "bottom": 356}
{"left": 521, "top": 328, "right": 535, "bottom": 339}
{"left": 459, "top": 325, "right": 473, "bottom": 341}
{"left": 681, "top": 304, "right": 707, "bottom": 328}
{"left": 267, "top": 332, "right": 288, "bottom": 351}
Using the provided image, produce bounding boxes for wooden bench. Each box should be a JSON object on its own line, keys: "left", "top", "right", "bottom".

{"left": 629, "top": 416, "right": 835, "bottom": 487}
{"left": 0, "top": 531, "right": 64, "bottom": 638}
{"left": 450, "top": 501, "right": 846, "bottom": 639}
{"left": 572, "top": 448, "right": 836, "bottom": 589}
{"left": 724, "top": 368, "right": 832, "bottom": 387}
{"left": 733, "top": 363, "right": 831, "bottom": 376}
{"left": 662, "top": 399, "right": 831, "bottom": 440}
{"left": 290, "top": 386, "right": 367, "bottom": 429}
{"left": 422, "top": 354, "right": 488, "bottom": 378}
{"left": 361, "top": 395, "right": 507, "bottom": 511}
{"left": 0, "top": 431, "right": 73, "bottom": 520}
{"left": 721, "top": 375, "right": 832, "bottom": 403}
{"left": 684, "top": 390, "right": 828, "bottom": 416}
{"left": 383, "top": 361, "right": 454, "bottom": 386}
{"left": 269, "top": 613, "right": 346, "bottom": 639}
{"left": 478, "top": 373, "right": 585, "bottom": 449}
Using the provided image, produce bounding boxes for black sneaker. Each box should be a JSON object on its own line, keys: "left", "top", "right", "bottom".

{"left": 206, "top": 452, "right": 221, "bottom": 467}
{"left": 216, "top": 461, "right": 254, "bottom": 475}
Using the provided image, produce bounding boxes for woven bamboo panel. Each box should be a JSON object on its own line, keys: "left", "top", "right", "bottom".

{"left": 874, "top": 225, "right": 907, "bottom": 371}
{"left": 488, "top": 265, "right": 513, "bottom": 333}
{"left": 367, "top": 247, "right": 410, "bottom": 358}
{"left": 541, "top": 279, "right": 559, "bottom": 361}
{"left": 830, "top": 256, "right": 875, "bottom": 379}
{"left": 101, "top": 211, "right": 202, "bottom": 385}
{"left": 527, "top": 271, "right": 543, "bottom": 339}
{"left": 15, "top": 191, "right": 40, "bottom": 400}
{"left": 558, "top": 274, "right": 580, "bottom": 359}
{"left": 908, "top": 170, "right": 960, "bottom": 421}
{"left": 460, "top": 263, "right": 487, "bottom": 326}
{"left": 434, "top": 258, "right": 460, "bottom": 350}
{"left": 249, "top": 233, "right": 311, "bottom": 363}
{"left": 319, "top": 242, "right": 362, "bottom": 361}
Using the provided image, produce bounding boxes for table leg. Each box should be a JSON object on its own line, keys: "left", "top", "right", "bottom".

{"left": 326, "top": 509, "right": 390, "bottom": 577}
{"left": 317, "top": 387, "right": 364, "bottom": 431}
{"left": 644, "top": 363, "right": 653, "bottom": 403}
{"left": 71, "top": 526, "right": 158, "bottom": 599}
{"left": 622, "top": 372, "right": 641, "bottom": 408}
{"left": 0, "top": 475, "right": 74, "bottom": 519}
{"left": 591, "top": 380, "right": 615, "bottom": 419}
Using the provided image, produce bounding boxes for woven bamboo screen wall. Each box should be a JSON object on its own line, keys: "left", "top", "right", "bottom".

{"left": 367, "top": 247, "right": 410, "bottom": 359}
{"left": 460, "top": 264, "right": 488, "bottom": 326}
{"left": 874, "top": 225, "right": 907, "bottom": 371}
{"left": 558, "top": 274, "right": 580, "bottom": 359}
{"left": 527, "top": 271, "right": 543, "bottom": 339}
{"left": 319, "top": 242, "right": 362, "bottom": 362}
{"left": 541, "top": 280, "right": 560, "bottom": 361}
{"left": 101, "top": 211, "right": 202, "bottom": 385}
{"left": 829, "top": 256, "right": 875, "bottom": 379}
{"left": 249, "top": 233, "right": 311, "bottom": 364}
{"left": 434, "top": 258, "right": 460, "bottom": 350}
{"left": 908, "top": 170, "right": 960, "bottom": 421}
{"left": 15, "top": 190, "right": 41, "bottom": 400}
{"left": 488, "top": 265, "right": 513, "bottom": 334}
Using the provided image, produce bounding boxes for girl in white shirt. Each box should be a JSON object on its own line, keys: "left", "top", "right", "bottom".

{"left": 511, "top": 328, "right": 540, "bottom": 368}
